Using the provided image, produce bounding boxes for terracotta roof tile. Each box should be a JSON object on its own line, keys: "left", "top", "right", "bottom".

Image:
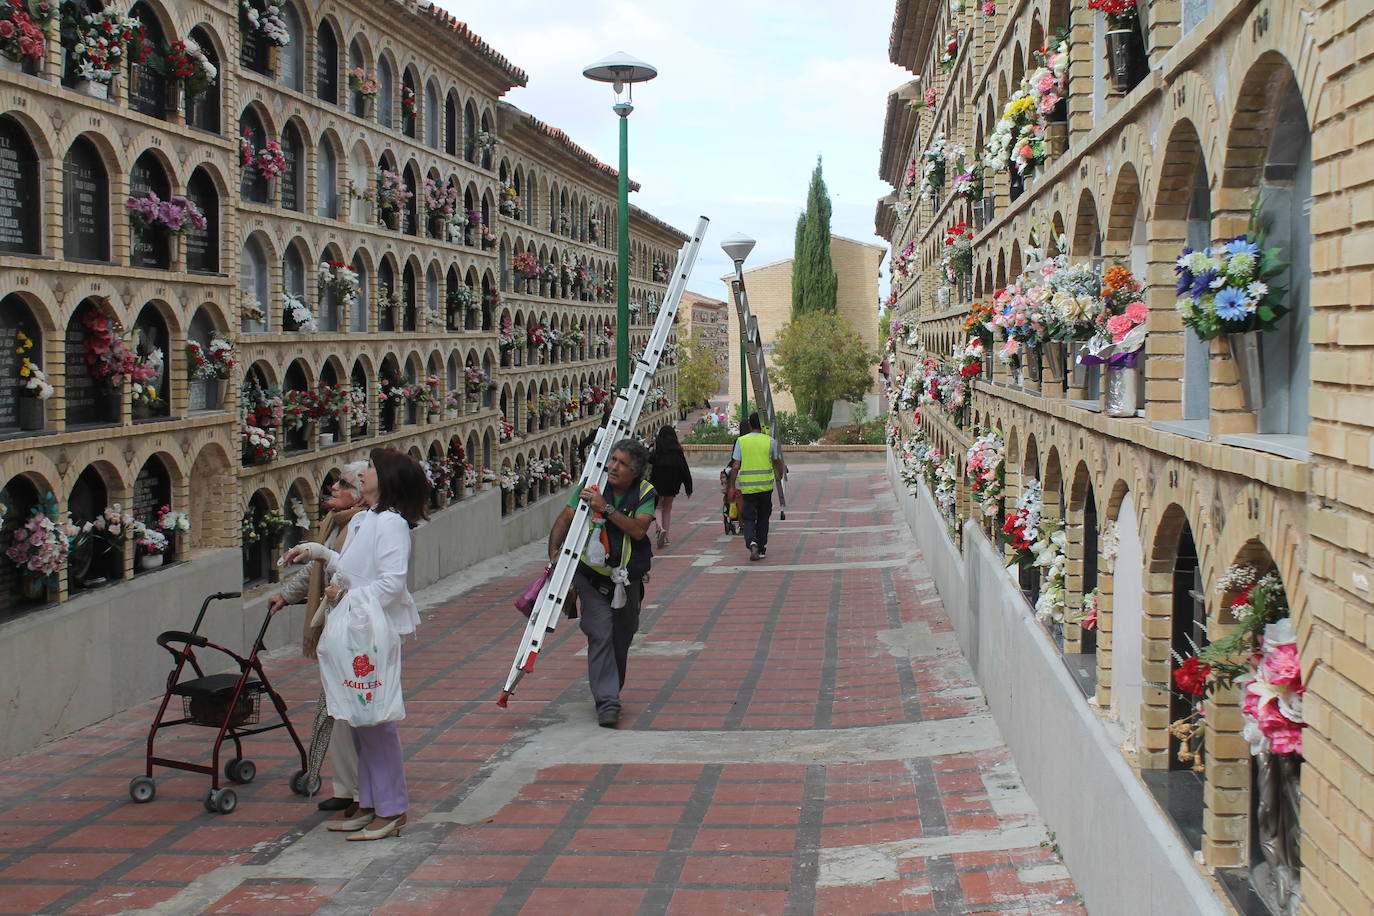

{"left": 400, "top": 0, "right": 528, "bottom": 90}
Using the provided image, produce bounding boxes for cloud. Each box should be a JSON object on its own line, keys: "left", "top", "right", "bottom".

{"left": 433, "top": 0, "right": 905, "bottom": 292}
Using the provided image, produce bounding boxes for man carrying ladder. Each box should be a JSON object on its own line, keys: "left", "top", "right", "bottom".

{"left": 728, "top": 412, "right": 785, "bottom": 562}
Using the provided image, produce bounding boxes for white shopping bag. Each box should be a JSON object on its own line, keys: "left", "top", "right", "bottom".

{"left": 318, "top": 590, "right": 405, "bottom": 726}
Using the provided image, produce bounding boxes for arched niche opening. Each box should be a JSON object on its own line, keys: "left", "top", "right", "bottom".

{"left": 185, "top": 27, "right": 222, "bottom": 133}
{"left": 67, "top": 464, "right": 124, "bottom": 591}
{"left": 315, "top": 21, "right": 339, "bottom": 104}
{"left": 65, "top": 298, "right": 123, "bottom": 426}
{"left": 0, "top": 116, "right": 41, "bottom": 255}
{"left": 130, "top": 302, "right": 170, "bottom": 421}
{"left": 186, "top": 305, "right": 228, "bottom": 411}
{"left": 0, "top": 295, "right": 45, "bottom": 433}
{"left": 184, "top": 167, "right": 220, "bottom": 273}
{"left": 63, "top": 136, "right": 109, "bottom": 262}
{"left": 0, "top": 475, "right": 46, "bottom": 614}
{"left": 280, "top": 121, "right": 305, "bottom": 212}
{"left": 128, "top": 151, "right": 172, "bottom": 270}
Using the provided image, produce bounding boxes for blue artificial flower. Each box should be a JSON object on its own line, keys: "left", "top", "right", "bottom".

{"left": 1175, "top": 270, "right": 1194, "bottom": 297}
{"left": 1191, "top": 268, "right": 1218, "bottom": 300}
{"left": 1224, "top": 236, "right": 1259, "bottom": 257}
{"left": 1213, "top": 286, "right": 1250, "bottom": 322}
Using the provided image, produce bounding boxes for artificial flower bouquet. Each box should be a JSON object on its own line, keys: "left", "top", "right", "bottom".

{"left": 125, "top": 192, "right": 207, "bottom": 235}
{"left": 187, "top": 337, "right": 235, "bottom": 380}
{"left": 155, "top": 36, "right": 217, "bottom": 99}
{"left": 63, "top": 3, "right": 147, "bottom": 84}
{"left": 374, "top": 169, "right": 412, "bottom": 214}
{"left": 16, "top": 330, "right": 53, "bottom": 399}
{"left": 1080, "top": 264, "right": 1147, "bottom": 367}
{"left": 240, "top": 131, "right": 285, "bottom": 180}
{"left": 965, "top": 429, "right": 1004, "bottom": 514}
{"left": 1, "top": 0, "right": 55, "bottom": 66}
{"left": 6, "top": 492, "right": 75, "bottom": 586}
{"left": 1174, "top": 231, "right": 1287, "bottom": 342}
{"left": 239, "top": 0, "right": 288, "bottom": 47}
{"left": 347, "top": 66, "right": 378, "bottom": 97}
{"left": 318, "top": 260, "right": 360, "bottom": 307}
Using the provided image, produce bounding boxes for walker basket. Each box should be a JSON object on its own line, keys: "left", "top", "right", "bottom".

{"left": 174, "top": 674, "right": 264, "bottom": 728}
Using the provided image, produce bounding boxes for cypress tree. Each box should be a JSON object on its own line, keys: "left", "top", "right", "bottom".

{"left": 791, "top": 156, "right": 838, "bottom": 317}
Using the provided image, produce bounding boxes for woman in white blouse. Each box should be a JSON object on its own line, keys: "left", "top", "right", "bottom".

{"left": 285, "top": 448, "right": 427, "bottom": 841}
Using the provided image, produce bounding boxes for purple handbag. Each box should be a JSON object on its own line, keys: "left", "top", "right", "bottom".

{"left": 515, "top": 567, "right": 551, "bottom": 618}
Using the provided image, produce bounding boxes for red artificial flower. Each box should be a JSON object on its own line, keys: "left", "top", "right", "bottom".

{"left": 1173, "top": 656, "right": 1211, "bottom": 696}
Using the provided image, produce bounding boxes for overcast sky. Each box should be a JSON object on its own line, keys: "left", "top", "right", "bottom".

{"left": 433, "top": 0, "right": 905, "bottom": 305}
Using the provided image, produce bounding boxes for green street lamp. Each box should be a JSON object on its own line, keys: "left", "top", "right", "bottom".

{"left": 583, "top": 52, "right": 657, "bottom": 392}
{"left": 721, "top": 233, "right": 756, "bottom": 420}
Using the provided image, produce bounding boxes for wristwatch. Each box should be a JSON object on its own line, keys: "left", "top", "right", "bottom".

{"left": 604, "top": 503, "right": 619, "bottom": 517}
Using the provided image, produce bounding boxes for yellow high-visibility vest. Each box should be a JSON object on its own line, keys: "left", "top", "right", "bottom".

{"left": 737, "top": 432, "right": 775, "bottom": 494}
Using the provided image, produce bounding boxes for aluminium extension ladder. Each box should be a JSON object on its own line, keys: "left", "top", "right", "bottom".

{"left": 498, "top": 214, "right": 710, "bottom": 705}
{"left": 726, "top": 264, "right": 787, "bottom": 510}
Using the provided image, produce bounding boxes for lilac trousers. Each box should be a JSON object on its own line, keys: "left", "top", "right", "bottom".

{"left": 350, "top": 722, "right": 407, "bottom": 817}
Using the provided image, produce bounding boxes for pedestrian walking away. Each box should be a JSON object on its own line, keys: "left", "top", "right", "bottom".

{"left": 727, "top": 412, "right": 785, "bottom": 562}
{"left": 267, "top": 461, "right": 368, "bottom": 814}
{"left": 284, "top": 448, "right": 428, "bottom": 841}
{"left": 546, "top": 438, "right": 657, "bottom": 728}
{"left": 648, "top": 425, "right": 693, "bottom": 550}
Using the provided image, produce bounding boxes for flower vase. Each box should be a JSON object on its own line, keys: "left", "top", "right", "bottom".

{"left": 1041, "top": 341, "right": 1066, "bottom": 388}
{"left": 75, "top": 78, "right": 110, "bottom": 100}
{"left": 380, "top": 209, "right": 398, "bottom": 230}
{"left": 18, "top": 395, "right": 44, "bottom": 431}
{"left": 206, "top": 379, "right": 224, "bottom": 409}
{"left": 19, "top": 575, "right": 45, "bottom": 600}
{"left": 99, "top": 387, "right": 122, "bottom": 422}
{"left": 1, "top": 54, "right": 29, "bottom": 76}
{"left": 139, "top": 553, "right": 164, "bottom": 570}
{"left": 165, "top": 82, "right": 185, "bottom": 122}
{"left": 1226, "top": 331, "right": 1264, "bottom": 411}
{"left": 1070, "top": 343, "right": 1091, "bottom": 389}
{"left": 1106, "top": 26, "right": 1147, "bottom": 95}
{"left": 1104, "top": 364, "right": 1141, "bottom": 417}
{"left": 318, "top": 431, "right": 334, "bottom": 448}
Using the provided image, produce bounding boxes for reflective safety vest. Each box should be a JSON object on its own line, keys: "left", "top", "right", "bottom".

{"left": 580, "top": 479, "right": 656, "bottom": 578}
{"left": 737, "top": 432, "right": 775, "bottom": 494}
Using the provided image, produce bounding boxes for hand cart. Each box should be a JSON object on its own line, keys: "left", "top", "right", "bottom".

{"left": 127, "top": 591, "right": 315, "bottom": 814}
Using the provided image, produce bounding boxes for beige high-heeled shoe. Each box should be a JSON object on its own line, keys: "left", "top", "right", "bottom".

{"left": 346, "top": 813, "right": 406, "bottom": 841}
{"left": 327, "top": 808, "right": 375, "bottom": 832}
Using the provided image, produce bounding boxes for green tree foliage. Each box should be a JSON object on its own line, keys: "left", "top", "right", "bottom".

{"left": 773, "top": 310, "right": 875, "bottom": 428}
{"left": 676, "top": 327, "right": 725, "bottom": 411}
{"left": 791, "top": 157, "right": 838, "bottom": 317}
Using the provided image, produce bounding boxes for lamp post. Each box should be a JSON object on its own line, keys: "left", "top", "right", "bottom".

{"left": 583, "top": 52, "right": 657, "bottom": 392}
{"left": 721, "top": 233, "right": 756, "bottom": 421}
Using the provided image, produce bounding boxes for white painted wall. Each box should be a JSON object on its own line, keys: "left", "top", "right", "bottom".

{"left": 1111, "top": 493, "right": 1145, "bottom": 751}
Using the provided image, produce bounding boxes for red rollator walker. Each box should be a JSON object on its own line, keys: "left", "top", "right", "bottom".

{"left": 128, "top": 591, "right": 314, "bottom": 814}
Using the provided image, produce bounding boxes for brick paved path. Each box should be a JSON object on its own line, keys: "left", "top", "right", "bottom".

{"left": 0, "top": 460, "right": 1086, "bottom": 915}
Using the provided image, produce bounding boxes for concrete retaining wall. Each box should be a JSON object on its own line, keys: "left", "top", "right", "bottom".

{"left": 0, "top": 487, "right": 568, "bottom": 762}
{"left": 886, "top": 453, "right": 1226, "bottom": 916}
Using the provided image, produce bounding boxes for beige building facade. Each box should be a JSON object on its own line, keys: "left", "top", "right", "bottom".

{"left": 721, "top": 235, "right": 883, "bottom": 419}
{"left": 0, "top": 0, "right": 683, "bottom": 759}
{"left": 680, "top": 290, "right": 730, "bottom": 390}
{"left": 880, "top": 0, "right": 1374, "bottom": 913}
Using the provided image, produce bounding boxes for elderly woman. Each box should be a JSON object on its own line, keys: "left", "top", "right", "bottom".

{"left": 286, "top": 448, "right": 428, "bottom": 841}
{"left": 269, "top": 461, "right": 368, "bottom": 813}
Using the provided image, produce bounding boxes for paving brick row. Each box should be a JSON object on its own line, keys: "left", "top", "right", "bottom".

{"left": 0, "top": 462, "right": 1085, "bottom": 914}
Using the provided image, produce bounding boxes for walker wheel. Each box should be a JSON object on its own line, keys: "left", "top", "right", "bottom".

{"left": 128, "top": 776, "right": 155, "bottom": 804}
{"left": 289, "top": 768, "right": 321, "bottom": 797}
{"left": 225, "top": 758, "right": 256, "bottom": 784}
{"left": 206, "top": 787, "right": 237, "bottom": 815}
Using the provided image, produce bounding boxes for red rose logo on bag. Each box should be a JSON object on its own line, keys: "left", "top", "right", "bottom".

{"left": 352, "top": 654, "right": 375, "bottom": 678}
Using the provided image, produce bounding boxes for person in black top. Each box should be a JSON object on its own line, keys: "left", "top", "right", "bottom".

{"left": 648, "top": 425, "right": 692, "bottom": 549}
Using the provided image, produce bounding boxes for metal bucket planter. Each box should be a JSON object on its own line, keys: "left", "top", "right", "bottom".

{"left": 75, "top": 78, "right": 110, "bottom": 100}
{"left": 1106, "top": 27, "right": 1148, "bottom": 94}
{"left": 1104, "top": 364, "right": 1141, "bottom": 417}
{"left": 1226, "top": 331, "right": 1264, "bottom": 411}
{"left": 18, "top": 395, "right": 44, "bottom": 430}
{"left": 1041, "top": 341, "right": 1067, "bottom": 388}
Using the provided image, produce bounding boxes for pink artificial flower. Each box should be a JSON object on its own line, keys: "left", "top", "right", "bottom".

{"left": 1035, "top": 73, "right": 1057, "bottom": 93}
{"left": 981, "top": 0, "right": 995, "bottom": 13}
{"left": 1002, "top": 338, "right": 1018, "bottom": 354}
{"left": 1017, "top": 143, "right": 1034, "bottom": 160}
{"left": 1038, "top": 92, "right": 1061, "bottom": 113}
{"left": 1107, "top": 314, "right": 1135, "bottom": 342}
{"left": 1267, "top": 718, "right": 1304, "bottom": 755}
{"left": 1264, "top": 643, "right": 1303, "bottom": 689}
{"left": 1124, "top": 302, "right": 1149, "bottom": 324}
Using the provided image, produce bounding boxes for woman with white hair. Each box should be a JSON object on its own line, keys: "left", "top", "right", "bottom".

{"left": 269, "top": 460, "right": 368, "bottom": 813}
